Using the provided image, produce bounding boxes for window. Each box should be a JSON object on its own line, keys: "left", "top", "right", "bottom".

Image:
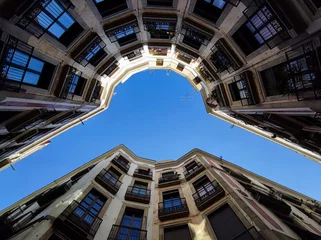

{"left": 103, "top": 167, "right": 121, "bottom": 185}
{"left": 62, "top": 69, "right": 87, "bottom": 99}
{"left": 16, "top": 0, "right": 83, "bottom": 46}
{"left": 163, "top": 190, "right": 183, "bottom": 211}
{"left": 74, "top": 189, "right": 106, "bottom": 226}
{"left": 132, "top": 181, "right": 148, "bottom": 196}
{"left": 232, "top": 3, "right": 289, "bottom": 55}
{"left": 93, "top": 0, "right": 128, "bottom": 18}
{"left": 193, "top": 176, "right": 215, "bottom": 198}
{"left": 208, "top": 204, "right": 254, "bottom": 239}
{"left": 1, "top": 36, "right": 55, "bottom": 91}
{"left": 228, "top": 80, "right": 248, "bottom": 101}
{"left": 164, "top": 225, "right": 192, "bottom": 240}
{"left": 203, "top": 0, "right": 226, "bottom": 9}
{"left": 162, "top": 171, "right": 174, "bottom": 179}
{"left": 118, "top": 208, "right": 144, "bottom": 239}
{"left": 193, "top": 0, "right": 227, "bottom": 23}
{"left": 185, "top": 161, "right": 199, "bottom": 172}
{"left": 115, "top": 26, "right": 135, "bottom": 40}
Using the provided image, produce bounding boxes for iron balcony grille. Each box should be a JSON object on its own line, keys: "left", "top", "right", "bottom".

{"left": 133, "top": 169, "right": 153, "bottom": 180}
{"left": 105, "top": 17, "right": 140, "bottom": 44}
{"left": 192, "top": 181, "right": 225, "bottom": 211}
{"left": 285, "top": 41, "right": 321, "bottom": 101}
{"left": 16, "top": 0, "right": 73, "bottom": 39}
{"left": 60, "top": 67, "right": 85, "bottom": 100}
{"left": 243, "top": 0, "right": 290, "bottom": 49}
{"left": 107, "top": 225, "right": 147, "bottom": 240}
{"left": 158, "top": 174, "right": 180, "bottom": 187}
{"left": 125, "top": 186, "right": 151, "bottom": 203}
{"left": 231, "top": 72, "right": 256, "bottom": 106}
{"left": 181, "top": 21, "right": 213, "bottom": 47}
{"left": 112, "top": 157, "right": 130, "bottom": 173}
{"left": 60, "top": 200, "right": 103, "bottom": 238}
{"left": 232, "top": 227, "right": 264, "bottom": 240}
{"left": 211, "top": 39, "right": 242, "bottom": 74}
{"left": 158, "top": 197, "right": 189, "bottom": 221}
{"left": 95, "top": 168, "right": 122, "bottom": 194}
{"left": 0, "top": 36, "right": 34, "bottom": 93}
{"left": 143, "top": 14, "right": 177, "bottom": 40}
{"left": 74, "top": 36, "right": 107, "bottom": 67}
{"left": 183, "top": 162, "right": 205, "bottom": 180}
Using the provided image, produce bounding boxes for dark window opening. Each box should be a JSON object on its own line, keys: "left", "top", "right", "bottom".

{"left": 162, "top": 171, "right": 174, "bottom": 179}
{"left": 208, "top": 204, "right": 254, "bottom": 240}
{"left": 228, "top": 77, "right": 254, "bottom": 106}
{"left": 93, "top": 0, "right": 128, "bottom": 18}
{"left": 0, "top": 36, "right": 55, "bottom": 92}
{"left": 117, "top": 208, "right": 144, "bottom": 239}
{"left": 233, "top": 2, "right": 290, "bottom": 55}
{"left": 163, "top": 190, "right": 183, "bottom": 210}
{"left": 147, "top": 0, "right": 173, "bottom": 7}
{"left": 131, "top": 181, "right": 148, "bottom": 196}
{"left": 61, "top": 68, "right": 87, "bottom": 99}
{"left": 103, "top": 167, "right": 121, "bottom": 185}
{"left": 16, "top": 0, "right": 84, "bottom": 46}
{"left": 193, "top": 0, "right": 227, "bottom": 23}
{"left": 193, "top": 176, "right": 216, "bottom": 198}
{"left": 164, "top": 225, "right": 192, "bottom": 240}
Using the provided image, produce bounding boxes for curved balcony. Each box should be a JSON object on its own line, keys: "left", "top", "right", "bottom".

{"left": 193, "top": 181, "right": 225, "bottom": 211}
{"left": 95, "top": 169, "right": 122, "bottom": 195}
{"left": 158, "top": 198, "right": 189, "bottom": 221}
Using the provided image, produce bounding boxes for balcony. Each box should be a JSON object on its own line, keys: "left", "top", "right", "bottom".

{"left": 125, "top": 186, "right": 151, "bottom": 204}
{"left": 94, "top": 0, "right": 127, "bottom": 18}
{"left": 97, "top": 56, "right": 119, "bottom": 77}
{"left": 133, "top": 169, "right": 153, "bottom": 180}
{"left": 85, "top": 80, "right": 101, "bottom": 103}
{"left": 143, "top": 13, "right": 177, "bottom": 40}
{"left": 211, "top": 38, "right": 242, "bottom": 74}
{"left": 193, "top": 181, "right": 225, "bottom": 211}
{"left": 197, "top": 60, "right": 219, "bottom": 84}
{"left": 107, "top": 225, "right": 147, "bottom": 240}
{"left": 70, "top": 33, "right": 107, "bottom": 67}
{"left": 181, "top": 18, "right": 214, "bottom": 50}
{"left": 54, "top": 201, "right": 102, "bottom": 240}
{"left": 120, "top": 44, "right": 144, "bottom": 61}
{"left": 111, "top": 156, "right": 130, "bottom": 173}
{"left": 184, "top": 162, "right": 205, "bottom": 181}
{"left": 104, "top": 15, "right": 139, "bottom": 47}
{"left": 158, "top": 198, "right": 189, "bottom": 221}
{"left": 158, "top": 174, "right": 180, "bottom": 188}
{"left": 175, "top": 45, "right": 200, "bottom": 64}
{"left": 95, "top": 169, "right": 122, "bottom": 195}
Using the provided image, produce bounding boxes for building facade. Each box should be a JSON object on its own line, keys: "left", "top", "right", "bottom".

{"left": 0, "top": 145, "right": 321, "bottom": 240}
{"left": 1, "top": 0, "right": 321, "bottom": 168}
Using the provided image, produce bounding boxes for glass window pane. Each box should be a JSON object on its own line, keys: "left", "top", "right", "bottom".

{"left": 37, "top": 12, "right": 54, "bottom": 29}
{"left": 45, "top": 0, "right": 63, "bottom": 18}
{"left": 28, "top": 58, "right": 44, "bottom": 72}
{"left": 58, "top": 12, "right": 74, "bottom": 29}
{"left": 23, "top": 72, "right": 40, "bottom": 85}
{"left": 12, "top": 51, "right": 29, "bottom": 67}
{"left": 48, "top": 23, "right": 65, "bottom": 38}
{"left": 213, "top": 0, "right": 226, "bottom": 9}
{"left": 7, "top": 67, "right": 24, "bottom": 81}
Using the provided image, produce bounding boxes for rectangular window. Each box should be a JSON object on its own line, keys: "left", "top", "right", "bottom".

{"left": 208, "top": 204, "right": 254, "bottom": 240}
{"left": 93, "top": 0, "right": 128, "bottom": 18}
{"left": 162, "top": 171, "right": 174, "bottom": 179}
{"left": 163, "top": 190, "right": 183, "bottom": 210}
{"left": 73, "top": 189, "right": 107, "bottom": 226}
{"left": 228, "top": 80, "right": 248, "bottom": 101}
{"left": 193, "top": 176, "right": 216, "bottom": 198}
{"left": 118, "top": 208, "right": 144, "bottom": 239}
{"left": 193, "top": 0, "right": 227, "bottom": 23}
{"left": 62, "top": 68, "right": 87, "bottom": 99}
{"left": 0, "top": 36, "right": 55, "bottom": 91}
{"left": 147, "top": 0, "right": 173, "bottom": 7}
{"left": 132, "top": 181, "right": 148, "bottom": 196}
{"left": 17, "top": 0, "right": 84, "bottom": 46}
{"left": 103, "top": 167, "right": 121, "bottom": 185}
{"left": 232, "top": 2, "right": 289, "bottom": 55}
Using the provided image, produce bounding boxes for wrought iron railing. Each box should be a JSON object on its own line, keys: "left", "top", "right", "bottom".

{"left": 112, "top": 157, "right": 130, "bottom": 172}
{"left": 60, "top": 67, "right": 83, "bottom": 100}
{"left": 96, "top": 168, "right": 122, "bottom": 191}
{"left": 126, "top": 186, "right": 151, "bottom": 202}
{"left": 183, "top": 162, "right": 204, "bottom": 178}
{"left": 61, "top": 200, "right": 103, "bottom": 237}
{"left": 134, "top": 169, "right": 153, "bottom": 178}
{"left": 107, "top": 224, "right": 147, "bottom": 240}
{"left": 158, "top": 174, "right": 180, "bottom": 184}
{"left": 232, "top": 72, "right": 256, "bottom": 106}
{"left": 158, "top": 198, "right": 188, "bottom": 216}
{"left": 91, "top": 82, "right": 101, "bottom": 103}
{"left": 193, "top": 181, "right": 224, "bottom": 207}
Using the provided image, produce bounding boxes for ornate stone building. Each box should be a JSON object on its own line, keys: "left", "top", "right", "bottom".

{"left": 0, "top": 145, "right": 321, "bottom": 240}
{"left": 0, "top": 0, "right": 321, "bottom": 169}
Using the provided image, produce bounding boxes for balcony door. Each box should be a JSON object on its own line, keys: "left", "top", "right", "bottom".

{"left": 193, "top": 176, "right": 215, "bottom": 200}
{"left": 104, "top": 167, "right": 121, "bottom": 185}
{"left": 163, "top": 190, "right": 183, "bottom": 212}
{"left": 118, "top": 208, "right": 144, "bottom": 240}
{"left": 132, "top": 181, "right": 148, "bottom": 197}
{"left": 185, "top": 161, "right": 198, "bottom": 174}
{"left": 73, "top": 189, "right": 106, "bottom": 226}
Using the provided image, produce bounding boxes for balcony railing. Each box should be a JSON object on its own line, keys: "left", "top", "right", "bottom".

{"left": 55, "top": 200, "right": 102, "bottom": 239}
{"left": 107, "top": 225, "right": 147, "bottom": 240}
{"left": 133, "top": 169, "right": 153, "bottom": 180}
{"left": 95, "top": 169, "right": 122, "bottom": 195}
{"left": 143, "top": 13, "right": 177, "bottom": 40}
{"left": 112, "top": 157, "right": 130, "bottom": 173}
{"left": 232, "top": 227, "right": 264, "bottom": 240}
{"left": 125, "top": 186, "right": 151, "bottom": 204}
{"left": 193, "top": 181, "right": 225, "bottom": 211}
{"left": 183, "top": 162, "right": 205, "bottom": 181}
{"left": 231, "top": 72, "right": 257, "bottom": 106}
{"left": 158, "top": 198, "right": 189, "bottom": 221}
{"left": 158, "top": 174, "right": 180, "bottom": 188}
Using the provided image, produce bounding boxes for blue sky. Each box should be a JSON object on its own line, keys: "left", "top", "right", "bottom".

{"left": 1, "top": 70, "right": 321, "bottom": 210}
